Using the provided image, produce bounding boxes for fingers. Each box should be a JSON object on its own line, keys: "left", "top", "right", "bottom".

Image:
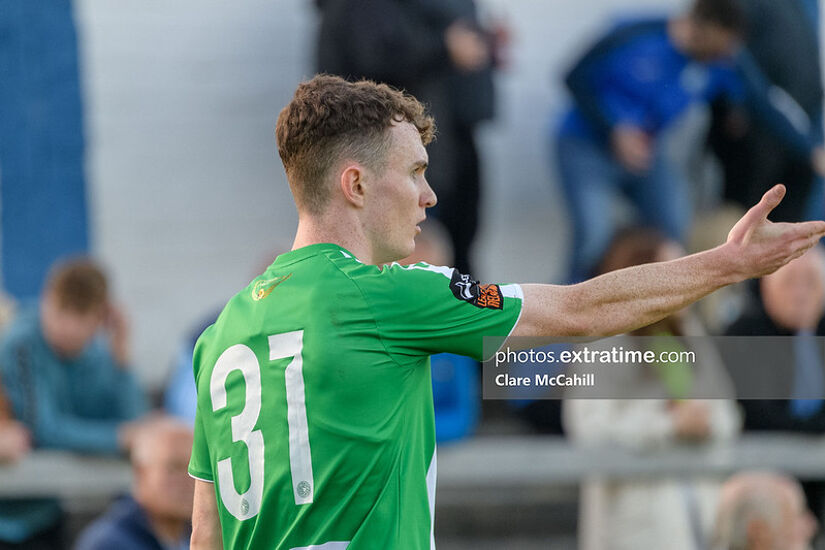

{"left": 728, "top": 184, "right": 786, "bottom": 244}
{"left": 786, "top": 232, "right": 824, "bottom": 263}
{"left": 785, "top": 220, "right": 825, "bottom": 241}
{"left": 785, "top": 243, "right": 813, "bottom": 266}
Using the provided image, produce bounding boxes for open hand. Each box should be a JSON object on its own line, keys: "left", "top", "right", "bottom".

{"left": 725, "top": 184, "right": 825, "bottom": 280}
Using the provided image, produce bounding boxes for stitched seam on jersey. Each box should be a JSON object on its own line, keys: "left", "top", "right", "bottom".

{"left": 319, "top": 253, "right": 414, "bottom": 370}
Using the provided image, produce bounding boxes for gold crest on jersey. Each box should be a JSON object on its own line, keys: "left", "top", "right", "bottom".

{"left": 252, "top": 273, "right": 292, "bottom": 301}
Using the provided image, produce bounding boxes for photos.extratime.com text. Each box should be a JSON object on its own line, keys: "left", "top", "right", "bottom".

{"left": 493, "top": 346, "right": 697, "bottom": 368}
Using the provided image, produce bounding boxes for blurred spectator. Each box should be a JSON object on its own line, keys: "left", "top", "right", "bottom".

{"left": 726, "top": 247, "right": 825, "bottom": 525}
{"left": 0, "top": 258, "right": 147, "bottom": 451}
{"left": 316, "top": 0, "right": 504, "bottom": 274}
{"left": 709, "top": 0, "right": 824, "bottom": 223}
{"left": 564, "top": 227, "right": 741, "bottom": 550}
{"left": 713, "top": 471, "right": 817, "bottom": 550}
{"left": 399, "top": 220, "right": 479, "bottom": 443}
{"left": 726, "top": 247, "right": 825, "bottom": 430}
{"left": 554, "top": 0, "right": 825, "bottom": 283}
{"left": 163, "top": 316, "right": 214, "bottom": 425}
{"left": 0, "top": 258, "right": 148, "bottom": 549}
{"left": 74, "top": 419, "right": 194, "bottom": 550}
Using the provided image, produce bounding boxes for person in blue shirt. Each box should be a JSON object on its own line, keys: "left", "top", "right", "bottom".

{"left": 555, "top": 0, "right": 825, "bottom": 284}
{"left": 74, "top": 419, "right": 194, "bottom": 550}
{"left": 0, "top": 258, "right": 148, "bottom": 549}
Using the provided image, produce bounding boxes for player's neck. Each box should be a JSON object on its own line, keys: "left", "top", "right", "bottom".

{"left": 293, "top": 216, "right": 374, "bottom": 264}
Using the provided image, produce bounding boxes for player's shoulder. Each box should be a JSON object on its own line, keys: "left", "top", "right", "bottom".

{"left": 258, "top": 242, "right": 381, "bottom": 288}
{"left": 312, "top": 245, "right": 453, "bottom": 286}
{"left": 346, "top": 260, "right": 456, "bottom": 291}
{"left": 346, "top": 261, "right": 523, "bottom": 310}
{"left": 192, "top": 244, "right": 365, "bottom": 353}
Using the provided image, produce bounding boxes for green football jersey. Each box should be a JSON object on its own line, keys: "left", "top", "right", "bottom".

{"left": 188, "top": 243, "right": 523, "bottom": 550}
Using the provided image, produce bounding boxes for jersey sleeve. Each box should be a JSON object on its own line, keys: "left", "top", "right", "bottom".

{"left": 356, "top": 263, "right": 524, "bottom": 362}
{"left": 188, "top": 405, "right": 214, "bottom": 482}
{"left": 188, "top": 327, "right": 215, "bottom": 482}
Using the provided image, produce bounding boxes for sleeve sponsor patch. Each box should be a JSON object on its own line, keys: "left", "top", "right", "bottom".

{"left": 449, "top": 270, "right": 503, "bottom": 310}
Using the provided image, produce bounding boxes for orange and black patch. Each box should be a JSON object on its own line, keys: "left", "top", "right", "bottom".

{"left": 449, "top": 270, "right": 503, "bottom": 310}
{"left": 477, "top": 284, "right": 503, "bottom": 310}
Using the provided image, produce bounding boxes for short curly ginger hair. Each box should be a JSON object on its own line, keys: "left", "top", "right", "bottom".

{"left": 276, "top": 74, "right": 435, "bottom": 215}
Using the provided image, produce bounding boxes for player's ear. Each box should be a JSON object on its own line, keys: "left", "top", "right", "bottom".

{"left": 340, "top": 163, "right": 366, "bottom": 208}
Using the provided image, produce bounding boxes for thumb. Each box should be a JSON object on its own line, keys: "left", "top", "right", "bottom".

{"left": 727, "top": 184, "right": 785, "bottom": 244}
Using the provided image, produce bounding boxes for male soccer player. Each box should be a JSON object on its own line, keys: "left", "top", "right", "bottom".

{"left": 189, "top": 75, "right": 825, "bottom": 550}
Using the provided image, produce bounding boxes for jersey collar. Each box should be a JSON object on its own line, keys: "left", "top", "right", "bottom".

{"left": 274, "top": 243, "right": 357, "bottom": 265}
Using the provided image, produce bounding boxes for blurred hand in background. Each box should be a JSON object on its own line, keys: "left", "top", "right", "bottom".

{"left": 0, "top": 421, "right": 30, "bottom": 463}
{"left": 611, "top": 124, "right": 652, "bottom": 174}
{"left": 445, "top": 20, "right": 490, "bottom": 72}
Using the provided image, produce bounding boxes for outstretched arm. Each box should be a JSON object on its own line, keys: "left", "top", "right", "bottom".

{"left": 191, "top": 479, "right": 222, "bottom": 550}
{"left": 513, "top": 185, "right": 825, "bottom": 341}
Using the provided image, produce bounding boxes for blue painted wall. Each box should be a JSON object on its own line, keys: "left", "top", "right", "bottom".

{"left": 0, "top": 0, "right": 89, "bottom": 300}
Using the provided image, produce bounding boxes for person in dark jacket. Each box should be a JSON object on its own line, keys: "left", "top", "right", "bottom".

{"left": 709, "top": 0, "right": 824, "bottom": 223}
{"left": 74, "top": 419, "right": 194, "bottom": 550}
{"left": 726, "top": 246, "right": 825, "bottom": 432}
{"left": 316, "top": 0, "right": 502, "bottom": 274}
{"left": 726, "top": 246, "right": 825, "bottom": 526}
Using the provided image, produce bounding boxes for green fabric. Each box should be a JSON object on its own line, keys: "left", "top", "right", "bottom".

{"left": 189, "top": 243, "right": 523, "bottom": 549}
{"left": 650, "top": 333, "right": 694, "bottom": 400}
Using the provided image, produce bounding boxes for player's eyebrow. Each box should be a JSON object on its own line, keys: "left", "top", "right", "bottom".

{"left": 412, "top": 160, "right": 428, "bottom": 171}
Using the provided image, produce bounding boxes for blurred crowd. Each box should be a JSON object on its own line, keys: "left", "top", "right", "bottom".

{"left": 0, "top": 0, "right": 824, "bottom": 548}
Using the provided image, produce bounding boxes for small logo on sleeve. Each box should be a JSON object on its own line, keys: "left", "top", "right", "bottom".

{"left": 449, "top": 270, "right": 503, "bottom": 310}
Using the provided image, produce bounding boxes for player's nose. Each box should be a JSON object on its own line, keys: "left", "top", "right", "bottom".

{"left": 421, "top": 180, "right": 437, "bottom": 208}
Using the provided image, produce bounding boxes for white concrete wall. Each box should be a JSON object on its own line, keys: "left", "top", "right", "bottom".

{"left": 75, "top": 0, "right": 699, "bottom": 387}
{"left": 77, "top": 0, "right": 315, "bottom": 386}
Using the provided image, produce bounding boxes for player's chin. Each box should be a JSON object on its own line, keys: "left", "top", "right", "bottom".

{"left": 398, "top": 239, "right": 416, "bottom": 261}
{"left": 404, "top": 239, "right": 417, "bottom": 258}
